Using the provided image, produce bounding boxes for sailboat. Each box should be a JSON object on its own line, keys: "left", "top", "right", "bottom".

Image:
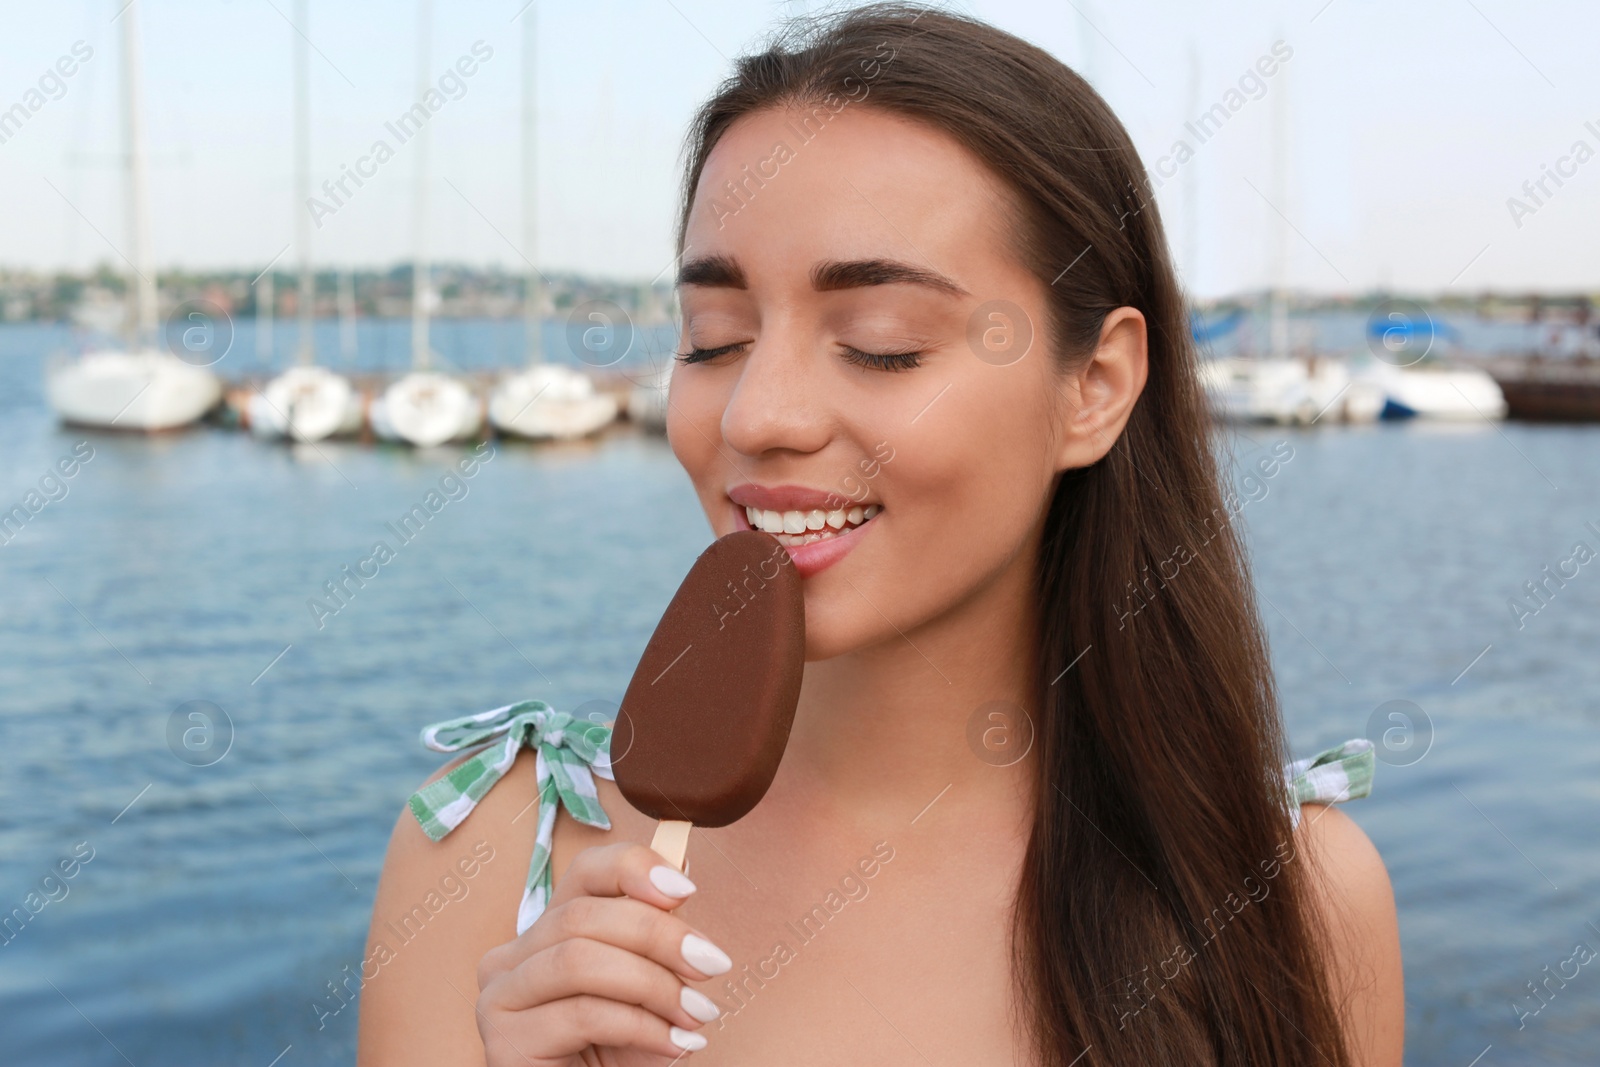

{"left": 1348, "top": 309, "right": 1506, "bottom": 421}
{"left": 46, "top": 0, "right": 221, "bottom": 432}
{"left": 488, "top": 3, "right": 618, "bottom": 441}
{"left": 371, "top": 0, "right": 483, "bottom": 448}
{"left": 249, "top": 0, "right": 362, "bottom": 443}
{"left": 1198, "top": 54, "right": 1377, "bottom": 427}
{"left": 1358, "top": 358, "right": 1507, "bottom": 420}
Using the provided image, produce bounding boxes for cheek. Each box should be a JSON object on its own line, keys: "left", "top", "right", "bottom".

{"left": 665, "top": 373, "right": 712, "bottom": 471}
{"left": 802, "top": 367, "right": 1056, "bottom": 658}
{"left": 666, "top": 370, "right": 735, "bottom": 517}
{"left": 894, "top": 388, "right": 1050, "bottom": 559}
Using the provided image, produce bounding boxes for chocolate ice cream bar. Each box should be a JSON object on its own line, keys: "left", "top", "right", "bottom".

{"left": 612, "top": 529, "right": 805, "bottom": 867}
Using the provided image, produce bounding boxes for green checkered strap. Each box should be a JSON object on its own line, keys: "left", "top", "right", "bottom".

{"left": 408, "top": 699, "right": 613, "bottom": 935}
{"left": 1283, "top": 737, "right": 1375, "bottom": 829}
{"left": 409, "top": 709, "right": 1373, "bottom": 933}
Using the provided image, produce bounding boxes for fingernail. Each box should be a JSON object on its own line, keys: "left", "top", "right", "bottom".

{"left": 650, "top": 864, "right": 697, "bottom": 898}
{"left": 680, "top": 985, "right": 722, "bottom": 1022}
{"left": 681, "top": 933, "right": 732, "bottom": 976}
{"left": 670, "top": 1026, "right": 708, "bottom": 1051}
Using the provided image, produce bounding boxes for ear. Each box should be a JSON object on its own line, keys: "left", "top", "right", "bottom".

{"left": 1052, "top": 306, "right": 1148, "bottom": 471}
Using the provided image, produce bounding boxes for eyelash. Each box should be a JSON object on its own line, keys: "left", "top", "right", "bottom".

{"left": 673, "top": 342, "right": 923, "bottom": 372}
{"left": 841, "top": 346, "right": 923, "bottom": 372}
{"left": 674, "top": 342, "right": 745, "bottom": 366}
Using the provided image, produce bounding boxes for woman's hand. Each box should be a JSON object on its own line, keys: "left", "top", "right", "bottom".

{"left": 475, "top": 842, "right": 731, "bottom": 1066}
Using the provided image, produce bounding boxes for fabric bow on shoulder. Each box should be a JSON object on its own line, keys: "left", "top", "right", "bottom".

{"left": 408, "top": 699, "right": 614, "bottom": 934}
{"left": 1282, "top": 737, "right": 1375, "bottom": 829}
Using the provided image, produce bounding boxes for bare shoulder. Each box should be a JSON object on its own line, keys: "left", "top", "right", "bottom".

{"left": 355, "top": 746, "right": 543, "bottom": 1067}
{"left": 1293, "top": 802, "right": 1405, "bottom": 1067}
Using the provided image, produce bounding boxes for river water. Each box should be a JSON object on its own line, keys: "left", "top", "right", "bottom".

{"left": 1, "top": 319, "right": 1596, "bottom": 1064}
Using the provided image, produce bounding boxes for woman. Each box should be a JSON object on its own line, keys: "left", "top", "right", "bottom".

{"left": 358, "top": 6, "right": 1403, "bottom": 1064}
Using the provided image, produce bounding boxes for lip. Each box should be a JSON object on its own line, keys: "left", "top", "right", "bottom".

{"left": 728, "top": 486, "right": 879, "bottom": 579}
{"left": 727, "top": 483, "right": 877, "bottom": 512}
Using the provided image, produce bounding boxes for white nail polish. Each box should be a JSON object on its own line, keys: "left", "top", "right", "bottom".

{"left": 670, "top": 1026, "right": 708, "bottom": 1051}
{"left": 680, "top": 985, "right": 722, "bottom": 1023}
{"left": 681, "top": 933, "right": 733, "bottom": 976}
{"left": 649, "top": 864, "right": 697, "bottom": 898}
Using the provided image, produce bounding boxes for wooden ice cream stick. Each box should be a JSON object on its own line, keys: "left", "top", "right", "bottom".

{"left": 650, "top": 819, "right": 693, "bottom": 871}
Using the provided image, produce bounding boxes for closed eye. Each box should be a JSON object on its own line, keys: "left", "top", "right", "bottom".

{"left": 674, "top": 341, "right": 748, "bottom": 365}
{"left": 840, "top": 345, "right": 922, "bottom": 372}
{"left": 673, "top": 341, "right": 924, "bottom": 372}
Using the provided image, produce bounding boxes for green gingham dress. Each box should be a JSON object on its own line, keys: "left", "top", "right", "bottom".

{"left": 406, "top": 699, "right": 1376, "bottom": 935}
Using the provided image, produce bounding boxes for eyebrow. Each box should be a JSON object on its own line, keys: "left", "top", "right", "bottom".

{"left": 676, "top": 254, "right": 967, "bottom": 296}
{"left": 677, "top": 254, "right": 746, "bottom": 289}
{"left": 813, "top": 258, "right": 968, "bottom": 296}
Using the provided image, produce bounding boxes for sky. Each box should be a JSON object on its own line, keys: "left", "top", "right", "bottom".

{"left": 0, "top": 0, "right": 1595, "bottom": 298}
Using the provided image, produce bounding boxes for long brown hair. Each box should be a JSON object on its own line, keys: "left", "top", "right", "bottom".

{"left": 674, "top": 6, "right": 1350, "bottom": 1065}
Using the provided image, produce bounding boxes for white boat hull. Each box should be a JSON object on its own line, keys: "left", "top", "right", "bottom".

{"left": 46, "top": 349, "right": 222, "bottom": 432}
{"left": 1200, "top": 357, "right": 1364, "bottom": 425}
{"left": 249, "top": 366, "right": 363, "bottom": 442}
{"left": 372, "top": 372, "right": 482, "bottom": 447}
{"left": 1359, "top": 365, "right": 1507, "bottom": 421}
{"left": 489, "top": 365, "right": 618, "bottom": 440}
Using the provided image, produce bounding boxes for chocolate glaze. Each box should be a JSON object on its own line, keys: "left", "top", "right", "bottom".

{"left": 612, "top": 529, "right": 806, "bottom": 827}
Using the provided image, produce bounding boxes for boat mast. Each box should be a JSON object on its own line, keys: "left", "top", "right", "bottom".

{"left": 294, "top": 0, "right": 314, "bottom": 365}
{"left": 522, "top": 2, "right": 540, "bottom": 366}
{"left": 1183, "top": 43, "right": 1200, "bottom": 292}
{"left": 1074, "top": 1, "right": 1098, "bottom": 89}
{"left": 410, "top": 0, "right": 433, "bottom": 372}
{"left": 121, "top": 0, "right": 157, "bottom": 348}
{"left": 338, "top": 268, "right": 357, "bottom": 361}
{"left": 258, "top": 273, "right": 274, "bottom": 361}
{"left": 1269, "top": 34, "right": 1289, "bottom": 360}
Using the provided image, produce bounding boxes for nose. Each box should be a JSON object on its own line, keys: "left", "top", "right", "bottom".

{"left": 719, "top": 328, "right": 834, "bottom": 459}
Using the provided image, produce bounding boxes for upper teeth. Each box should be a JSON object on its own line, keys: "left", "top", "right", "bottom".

{"left": 744, "top": 504, "right": 880, "bottom": 534}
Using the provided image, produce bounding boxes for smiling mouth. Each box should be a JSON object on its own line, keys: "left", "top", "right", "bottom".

{"left": 739, "top": 503, "right": 882, "bottom": 546}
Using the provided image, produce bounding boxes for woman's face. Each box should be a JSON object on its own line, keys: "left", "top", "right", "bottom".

{"left": 669, "top": 104, "right": 1137, "bottom": 661}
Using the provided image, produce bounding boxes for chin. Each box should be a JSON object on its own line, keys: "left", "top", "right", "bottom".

{"left": 795, "top": 570, "right": 909, "bottom": 662}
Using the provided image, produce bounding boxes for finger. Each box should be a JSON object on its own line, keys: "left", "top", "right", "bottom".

{"left": 484, "top": 994, "right": 710, "bottom": 1060}
{"left": 482, "top": 894, "right": 734, "bottom": 985}
{"left": 482, "top": 935, "right": 723, "bottom": 1031}
{"left": 480, "top": 838, "right": 694, "bottom": 984}
{"left": 551, "top": 895, "right": 733, "bottom": 981}
{"left": 547, "top": 841, "right": 699, "bottom": 912}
